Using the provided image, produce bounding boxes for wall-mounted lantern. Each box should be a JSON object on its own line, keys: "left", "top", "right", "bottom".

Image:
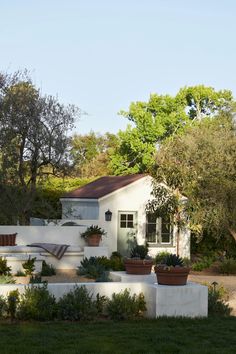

{"left": 105, "top": 209, "right": 112, "bottom": 221}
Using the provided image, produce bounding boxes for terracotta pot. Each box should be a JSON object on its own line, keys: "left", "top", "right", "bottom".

{"left": 86, "top": 234, "right": 102, "bottom": 247}
{"left": 124, "top": 258, "right": 153, "bottom": 275}
{"left": 154, "top": 266, "right": 190, "bottom": 285}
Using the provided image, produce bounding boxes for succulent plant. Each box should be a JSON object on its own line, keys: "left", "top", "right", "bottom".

{"left": 161, "top": 254, "right": 184, "bottom": 267}
{"left": 130, "top": 243, "right": 149, "bottom": 260}
{"left": 80, "top": 225, "right": 106, "bottom": 239}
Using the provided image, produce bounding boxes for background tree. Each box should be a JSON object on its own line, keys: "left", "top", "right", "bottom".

{"left": 110, "top": 86, "right": 234, "bottom": 175}
{"left": 151, "top": 113, "right": 236, "bottom": 250}
{"left": 0, "top": 71, "right": 80, "bottom": 224}
{"left": 70, "top": 131, "right": 118, "bottom": 177}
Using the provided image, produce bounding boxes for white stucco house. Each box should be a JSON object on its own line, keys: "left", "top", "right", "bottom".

{"left": 60, "top": 174, "right": 190, "bottom": 258}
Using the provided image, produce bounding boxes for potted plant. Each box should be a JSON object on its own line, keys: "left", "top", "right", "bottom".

{"left": 124, "top": 243, "right": 153, "bottom": 275}
{"left": 80, "top": 225, "right": 106, "bottom": 247}
{"left": 154, "top": 253, "right": 190, "bottom": 285}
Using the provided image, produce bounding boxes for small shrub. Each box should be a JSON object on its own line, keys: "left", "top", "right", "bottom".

{"left": 106, "top": 289, "right": 146, "bottom": 321}
{"left": 207, "top": 282, "right": 232, "bottom": 317}
{"left": 77, "top": 257, "right": 107, "bottom": 280}
{"left": 191, "top": 256, "right": 214, "bottom": 271}
{"left": 110, "top": 252, "right": 125, "bottom": 271}
{"left": 40, "top": 261, "right": 56, "bottom": 276}
{"left": 30, "top": 274, "right": 45, "bottom": 284}
{"left": 57, "top": 285, "right": 97, "bottom": 321}
{"left": 0, "top": 257, "right": 12, "bottom": 276}
{"left": 22, "top": 257, "right": 36, "bottom": 276}
{"left": 17, "top": 284, "right": 57, "bottom": 321}
{"left": 218, "top": 258, "right": 236, "bottom": 275}
{"left": 7, "top": 289, "right": 20, "bottom": 321}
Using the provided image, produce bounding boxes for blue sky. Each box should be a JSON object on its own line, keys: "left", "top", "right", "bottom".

{"left": 1, "top": 0, "right": 236, "bottom": 134}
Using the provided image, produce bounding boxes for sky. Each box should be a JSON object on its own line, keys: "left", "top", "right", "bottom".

{"left": 1, "top": 0, "right": 236, "bottom": 135}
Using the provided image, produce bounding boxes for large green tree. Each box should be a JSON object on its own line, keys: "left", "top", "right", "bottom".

{"left": 0, "top": 71, "right": 80, "bottom": 224}
{"left": 110, "top": 86, "right": 234, "bottom": 175}
{"left": 151, "top": 113, "right": 236, "bottom": 245}
{"left": 70, "top": 131, "right": 118, "bottom": 177}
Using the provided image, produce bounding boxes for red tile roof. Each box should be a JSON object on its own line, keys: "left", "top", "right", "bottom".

{"left": 62, "top": 174, "right": 147, "bottom": 199}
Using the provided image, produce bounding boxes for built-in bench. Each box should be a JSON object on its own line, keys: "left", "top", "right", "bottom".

{"left": 0, "top": 245, "right": 109, "bottom": 271}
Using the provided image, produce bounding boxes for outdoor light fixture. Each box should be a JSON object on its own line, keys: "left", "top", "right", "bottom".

{"left": 105, "top": 209, "right": 112, "bottom": 221}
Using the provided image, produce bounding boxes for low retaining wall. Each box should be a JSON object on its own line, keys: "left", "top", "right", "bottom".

{"left": 0, "top": 278, "right": 208, "bottom": 318}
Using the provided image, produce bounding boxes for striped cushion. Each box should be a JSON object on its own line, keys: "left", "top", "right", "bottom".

{"left": 0, "top": 233, "right": 17, "bottom": 246}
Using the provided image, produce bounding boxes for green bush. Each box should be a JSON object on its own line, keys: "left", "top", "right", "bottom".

{"left": 106, "top": 289, "right": 146, "bottom": 321}
{"left": 22, "top": 257, "right": 36, "bottom": 276}
{"left": 0, "top": 257, "right": 11, "bottom": 276}
{"left": 57, "top": 285, "right": 98, "bottom": 321}
{"left": 208, "top": 283, "right": 232, "bottom": 317}
{"left": 218, "top": 258, "right": 236, "bottom": 275}
{"left": 17, "top": 284, "right": 57, "bottom": 321}
{"left": 109, "top": 252, "right": 125, "bottom": 271}
{"left": 77, "top": 257, "right": 111, "bottom": 281}
{"left": 191, "top": 256, "right": 214, "bottom": 271}
{"left": 7, "top": 290, "right": 20, "bottom": 321}
{"left": 0, "top": 295, "right": 7, "bottom": 318}
{"left": 40, "top": 261, "right": 56, "bottom": 276}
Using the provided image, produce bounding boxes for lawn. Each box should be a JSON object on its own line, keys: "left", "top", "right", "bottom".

{"left": 0, "top": 317, "right": 236, "bottom": 354}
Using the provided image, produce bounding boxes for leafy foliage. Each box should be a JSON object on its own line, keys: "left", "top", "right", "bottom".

{"left": 191, "top": 256, "right": 214, "bottom": 271}
{"left": 17, "top": 284, "right": 57, "bottom": 321}
{"left": 153, "top": 114, "right": 236, "bottom": 243}
{"left": 70, "top": 131, "right": 118, "bottom": 177}
{"left": 207, "top": 283, "right": 232, "bottom": 317}
{"left": 77, "top": 257, "right": 110, "bottom": 281}
{"left": 40, "top": 260, "right": 56, "bottom": 276}
{"left": 57, "top": 285, "right": 98, "bottom": 321}
{"left": 0, "top": 70, "right": 80, "bottom": 224}
{"left": 130, "top": 243, "right": 149, "bottom": 260}
{"left": 110, "top": 85, "right": 234, "bottom": 174}
{"left": 7, "top": 289, "right": 20, "bottom": 321}
{"left": 0, "top": 275, "right": 15, "bottom": 284}
{"left": 22, "top": 256, "right": 36, "bottom": 276}
{"left": 106, "top": 289, "right": 146, "bottom": 321}
{"left": 80, "top": 225, "right": 106, "bottom": 239}
{"left": 154, "top": 251, "right": 171, "bottom": 265}
{"left": 0, "top": 257, "right": 11, "bottom": 276}
{"left": 218, "top": 258, "right": 236, "bottom": 275}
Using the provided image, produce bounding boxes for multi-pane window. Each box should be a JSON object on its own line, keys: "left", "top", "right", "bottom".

{"left": 146, "top": 214, "right": 172, "bottom": 245}
{"left": 120, "top": 213, "right": 134, "bottom": 228}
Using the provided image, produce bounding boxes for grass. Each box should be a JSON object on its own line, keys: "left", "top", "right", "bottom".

{"left": 0, "top": 317, "right": 236, "bottom": 353}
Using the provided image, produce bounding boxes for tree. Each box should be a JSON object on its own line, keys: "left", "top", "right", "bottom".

{"left": 0, "top": 71, "right": 80, "bottom": 224}
{"left": 176, "top": 85, "right": 233, "bottom": 121}
{"left": 70, "top": 131, "right": 118, "bottom": 177}
{"left": 151, "top": 113, "right": 236, "bottom": 246}
{"left": 110, "top": 86, "right": 234, "bottom": 175}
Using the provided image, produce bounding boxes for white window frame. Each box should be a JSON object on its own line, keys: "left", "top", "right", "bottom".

{"left": 146, "top": 214, "right": 173, "bottom": 246}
